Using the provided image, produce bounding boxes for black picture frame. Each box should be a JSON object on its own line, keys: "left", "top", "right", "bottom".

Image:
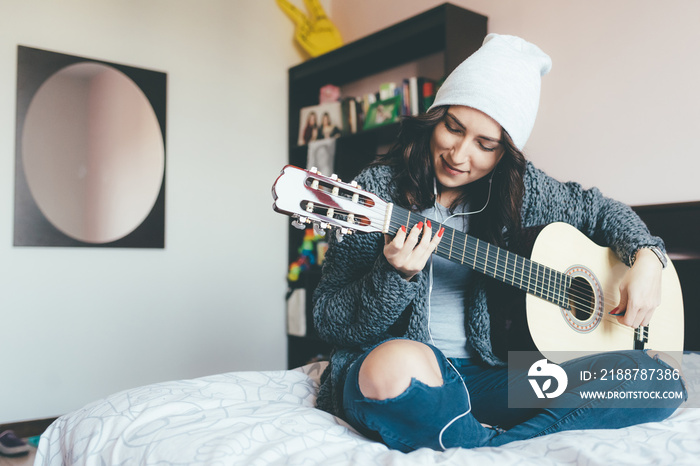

{"left": 14, "top": 46, "right": 167, "bottom": 248}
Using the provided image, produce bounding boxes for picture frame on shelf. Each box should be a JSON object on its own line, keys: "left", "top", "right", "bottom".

{"left": 363, "top": 95, "right": 401, "bottom": 130}
{"left": 298, "top": 102, "right": 343, "bottom": 146}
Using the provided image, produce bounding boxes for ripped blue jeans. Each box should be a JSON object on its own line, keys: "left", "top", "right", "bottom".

{"left": 342, "top": 340, "right": 686, "bottom": 452}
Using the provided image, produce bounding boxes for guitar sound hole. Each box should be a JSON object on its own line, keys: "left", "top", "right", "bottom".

{"left": 568, "top": 276, "right": 595, "bottom": 322}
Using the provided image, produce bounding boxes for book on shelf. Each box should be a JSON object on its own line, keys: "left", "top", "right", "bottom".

{"left": 404, "top": 77, "right": 437, "bottom": 115}
{"left": 374, "top": 77, "right": 438, "bottom": 118}
{"left": 421, "top": 78, "right": 437, "bottom": 112}
{"left": 408, "top": 77, "right": 419, "bottom": 116}
{"left": 340, "top": 97, "right": 356, "bottom": 135}
{"left": 308, "top": 75, "right": 440, "bottom": 141}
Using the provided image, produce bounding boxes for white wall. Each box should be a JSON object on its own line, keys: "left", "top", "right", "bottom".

{"left": 331, "top": 0, "right": 700, "bottom": 205}
{"left": 0, "top": 0, "right": 304, "bottom": 423}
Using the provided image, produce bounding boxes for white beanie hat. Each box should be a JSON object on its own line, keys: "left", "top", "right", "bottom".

{"left": 429, "top": 33, "right": 552, "bottom": 150}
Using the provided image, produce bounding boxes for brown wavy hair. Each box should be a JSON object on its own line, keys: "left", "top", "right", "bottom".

{"left": 373, "top": 106, "right": 527, "bottom": 246}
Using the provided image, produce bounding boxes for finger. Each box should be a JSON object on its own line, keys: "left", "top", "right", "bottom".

{"left": 385, "top": 225, "right": 406, "bottom": 247}
{"left": 276, "top": 0, "right": 310, "bottom": 27}
{"left": 630, "top": 304, "right": 647, "bottom": 328}
{"left": 429, "top": 226, "right": 445, "bottom": 252}
{"left": 303, "top": 0, "right": 327, "bottom": 21}
{"left": 405, "top": 221, "right": 423, "bottom": 249}
{"left": 610, "top": 290, "right": 628, "bottom": 318}
{"left": 384, "top": 225, "right": 412, "bottom": 268}
{"left": 619, "top": 300, "right": 643, "bottom": 328}
{"left": 408, "top": 221, "right": 439, "bottom": 267}
{"left": 416, "top": 219, "right": 433, "bottom": 250}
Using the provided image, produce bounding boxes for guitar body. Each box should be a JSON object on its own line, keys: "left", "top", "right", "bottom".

{"left": 524, "top": 223, "right": 684, "bottom": 363}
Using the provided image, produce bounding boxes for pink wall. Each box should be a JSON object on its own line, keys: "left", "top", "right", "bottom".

{"left": 329, "top": 0, "right": 700, "bottom": 205}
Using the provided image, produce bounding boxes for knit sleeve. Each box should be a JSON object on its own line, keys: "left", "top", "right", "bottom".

{"left": 312, "top": 231, "right": 420, "bottom": 347}
{"left": 312, "top": 165, "right": 420, "bottom": 347}
{"left": 521, "top": 162, "right": 665, "bottom": 265}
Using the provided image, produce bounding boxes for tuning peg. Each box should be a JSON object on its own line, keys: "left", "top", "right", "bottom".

{"left": 330, "top": 173, "right": 338, "bottom": 180}
{"left": 335, "top": 230, "right": 345, "bottom": 243}
{"left": 350, "top": 180, "right": 358, "bottom": 187}
{"left": 309, "top": 167, "right": 318, "bottom": 173}
{"left": 291, "top": 219, "right": 306, "bottom": 230}
{"left": 313, "top": 223, "right": 326, "bottom": 237}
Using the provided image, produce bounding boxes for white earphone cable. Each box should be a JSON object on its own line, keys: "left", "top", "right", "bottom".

{"left": 429, "top": 170, "right": 494, "bottom": 450}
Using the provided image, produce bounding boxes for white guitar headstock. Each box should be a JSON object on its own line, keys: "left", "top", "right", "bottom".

{"left": 272, "top": 165, "right": 389, "bottom": 236}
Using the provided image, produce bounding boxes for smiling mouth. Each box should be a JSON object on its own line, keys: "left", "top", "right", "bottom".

{"left": 441, "top": 156, "right": 468, "bottom": 174}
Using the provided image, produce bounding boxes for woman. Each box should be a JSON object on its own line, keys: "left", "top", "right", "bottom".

{"left": 312, "top": 34, "right": 685, "bottom": 452}
{"left": 301, "top": 111, "right": 318, "bottom": 145}
{"left": 319, "top": 112, "right": 341, "bottom": 139}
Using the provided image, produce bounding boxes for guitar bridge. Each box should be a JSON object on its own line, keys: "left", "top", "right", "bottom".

{"left": 634, "top": 325, "right": 649, "bottom": 350}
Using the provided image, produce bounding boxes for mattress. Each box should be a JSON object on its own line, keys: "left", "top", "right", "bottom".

{"left": 36, "top": 353, "right": 700, "bottom": 465}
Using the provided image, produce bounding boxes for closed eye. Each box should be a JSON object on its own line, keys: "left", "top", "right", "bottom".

{"left": 477, "top": 134, "right": 502, "bottom": 151}
{"left": 444, "top": 120, "right": 463, "bottom": 134}
{"left": 477, "top": 140, "right": 499, "bottom": 152}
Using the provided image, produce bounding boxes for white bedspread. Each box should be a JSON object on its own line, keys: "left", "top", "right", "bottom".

{"left": 36, "top": 353, "right": 700, "bottom": 465}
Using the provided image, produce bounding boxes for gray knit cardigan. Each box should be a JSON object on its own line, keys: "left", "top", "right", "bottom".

{"left": 312, "top": 162, "right": 664, "bottom": 418}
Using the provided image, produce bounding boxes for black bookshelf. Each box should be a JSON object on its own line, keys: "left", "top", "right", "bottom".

{"left": 284, "top": 3, "right": 488, "bottom": 368}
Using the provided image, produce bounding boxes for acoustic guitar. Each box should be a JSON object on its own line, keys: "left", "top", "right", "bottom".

{"left": 272, "top": 165, "right": 685, "bottom": 364}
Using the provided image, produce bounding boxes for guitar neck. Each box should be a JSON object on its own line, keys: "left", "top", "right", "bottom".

{"left": 389, "top": 205, "right": 571, "bottom": 309}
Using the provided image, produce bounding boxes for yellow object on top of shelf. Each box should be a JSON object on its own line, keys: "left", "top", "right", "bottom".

{"left": 276, "top": 0, "right": 343, "bottom": 58}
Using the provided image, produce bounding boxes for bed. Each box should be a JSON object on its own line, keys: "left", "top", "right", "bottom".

{"left": 36, "top": 353, "right": 700, "bottom": 465}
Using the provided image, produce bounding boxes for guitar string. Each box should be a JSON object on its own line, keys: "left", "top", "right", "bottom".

{"left": 400, "top": 219, "right": 649, "bottom": 337}
{"left": 334, "top": 198, "right": 627, "bottom": 307}
{"left": 337, "top": 202, "right": 621, "bottom": 314}
{"left": 382, "top": 217, "right": 648, "bottom": 336}
{"left": 308, "top": 197, "right": 650, "bottom": 337}
{"left": 318, "top": 200, "right": 621, "bottom": 311}
{"left": 390, "top": 220, "right": 643, "bottom": 334}
{"left": 390, "top": 214, "right": 607, "bottom": 303}
{"left": 311, "top": 195, "right": 639, "bottom": 322}
{"left": 330, "top": 219, "right": 645, "bottom": 338}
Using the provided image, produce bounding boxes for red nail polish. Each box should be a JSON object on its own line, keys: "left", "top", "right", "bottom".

{"left": 438, "top": 227, "right": 445, "bottom": 237}
{"left": 416, "top": 222, "right": 423, "bottom": 230}
{"left": 609, "top": 307, "right": 620, "bottom": 315}
{"left": 401, "top": 225, "right": 406, "bottom": 232}
{"left": 426, "top": 219, "right": 431, "bottom": 229}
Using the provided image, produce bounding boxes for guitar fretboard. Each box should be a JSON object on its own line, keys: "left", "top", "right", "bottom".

{"left": 389, "top": 206, "right": 572, "bottom": 309}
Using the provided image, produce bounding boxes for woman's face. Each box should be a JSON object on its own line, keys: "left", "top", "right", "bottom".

{"left": 430, "top": 106, "right": 504, "bottom": 203}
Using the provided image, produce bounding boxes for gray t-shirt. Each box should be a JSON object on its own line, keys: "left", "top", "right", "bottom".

{"left": 419, "top": 202, "right": 475, "bottom": 359}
